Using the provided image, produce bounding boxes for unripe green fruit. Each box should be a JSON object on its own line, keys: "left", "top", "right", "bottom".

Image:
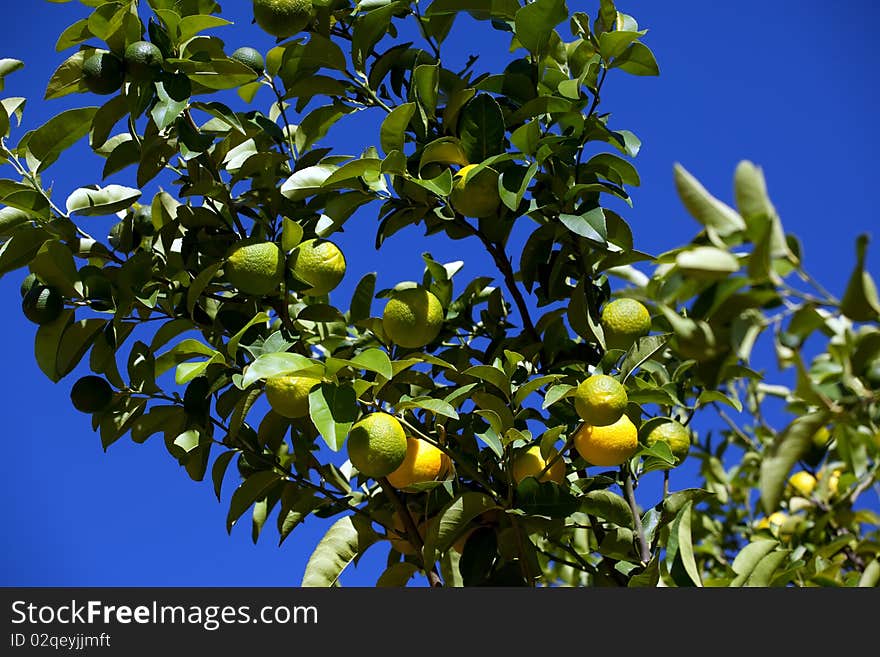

{"left": 82, "top": 51, "right": 124, "bottom": 95}
{"left": 124, "top": 41, "right": 164, "bottom": 82}
{"left": 231, "top": 47, "right": 265, "bottom": 74}
{"left": 22, "top": 286, "right": 63, "bottom": 325}
{"left": 70, "top": 375, "right": 114, "bottom": 413}
{"left": 252, "top": 0, "right": 314, "bottom": 39}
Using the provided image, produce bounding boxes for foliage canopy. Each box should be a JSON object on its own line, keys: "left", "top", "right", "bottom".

{"left": 0, "top": 0, "right": 878, "bottom": 587}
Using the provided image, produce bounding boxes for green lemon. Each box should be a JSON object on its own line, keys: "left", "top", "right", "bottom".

{"left": 449, "top": 164, "right": 501, "bottom": 218}
{"left": 124, "top": 41, "right": 164, "bottom": 82}
{"left": 382, "top": 288, "right": 444, "bottom": 349}
{"left": 230, "top": 47, "right": 265, "bottom": 74}
{"left": 82, "top": 51, "right": 124, "bottom": 95}
{"left": 70, "top": 376, "right": 114, "bottom": 413}
{"left": 287, "top": 239, "right": 346, "bottom": 296}
{"left": 253, "top": 0, "right": 314, "bottom": 39}
{"left": 225, "top": 242, "right": 284, "bottom": 296}
{"left": 643, "top": 420, "right": 691, "bottom": 465}
{"left": 347, "top": 412, "right": 408, "bottom": 479}
{"left": 600, "top": 298, "right": 652, "bottom": 351}
{"left": 22, "top": 286, "right": 63, "bottom": 325}
{"left": 264, "top": 375, "right": 321, "bottom": 419}
{"left": 574, "top": 374, "right": 628, "bottom": 426}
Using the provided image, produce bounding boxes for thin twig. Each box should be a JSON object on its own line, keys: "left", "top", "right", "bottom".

{"left": 380, "top": 478, "right": 443, "bottom": 587}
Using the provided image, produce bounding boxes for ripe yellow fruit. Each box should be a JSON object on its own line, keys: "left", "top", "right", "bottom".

{"left": 347, "top": 412, "right": 408, "bottom": 479}
{"left": 643, "top": 420, "right": 691, "bottom": 463}
{"left": 253, "top": 0, "right": 314, "bottom": 38}
{"left": 386, "top": 437, "right": 450, "bottom": 490}
{"left": 225, "top": 242, "right": 284, "bottom": 296}
{"left": 287, "top": 239, "right": 346, "bottom": 296}
{"left": 382, "top": 288, "right": 444, "bottom": 349}
{"left": 511, "top": 445, "right": 566, "bottom": 485}
{"left": 573, "top": 374, "right": 628, "bottom": 427}
{"left": 788, "top": 471, "right": 817, "bottom": 497}
{"left": 449, "top": 164, "right": 501, "bottom": 218}
{"left": 756, "top": 511, "right": 789, "bottom": 531}
{"left": 264, "top": 375, "right": 321, "bottom": 419}
{"left": 573, "top": 414, "right": 639, "bottom": 467}
{"left": 600, "top": 298, "right": 652, "bottom": 351}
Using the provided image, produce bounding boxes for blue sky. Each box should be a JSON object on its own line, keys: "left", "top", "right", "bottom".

{"left": 1, "top": 0, "right": 878, "bottom": 587}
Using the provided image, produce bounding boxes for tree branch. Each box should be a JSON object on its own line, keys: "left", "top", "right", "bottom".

{"left": 380, "top": 478, "right": 443, "bottom": 587}
{"left": 623, "top": 467, "right": 651, "bottom": 564}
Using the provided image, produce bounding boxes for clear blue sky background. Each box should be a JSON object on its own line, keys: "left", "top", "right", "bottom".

{"left": 1, "top": 1, "right": 878, "bottom": 587}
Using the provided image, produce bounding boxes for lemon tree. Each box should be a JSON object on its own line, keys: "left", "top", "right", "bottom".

{"left": 0, "top": 0, "right": 877, "bottom": 589}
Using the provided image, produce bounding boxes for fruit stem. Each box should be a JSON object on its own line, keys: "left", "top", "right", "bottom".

{"left": 663, "top": 469, "right": 670, "bottom": 499}
{"left": 623, "top": 467, "right": 651, "bottom": 564}
{"left": 380, "top": 478, "right": 443, "bottom": 587}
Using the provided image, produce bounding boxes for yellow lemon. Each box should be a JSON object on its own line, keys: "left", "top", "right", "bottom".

{"left": 511, "top": 445, "right": 566, "bottom": 485}
{"left": 264, "top": 375, "right": 321, "bottom": 419}
{"left": 788, "top": 471, "right": 817, "bottom": 497}
{"left": 573, "top": 414, "right": 639, "bottom": 467}
{"left": 386, "top": 437, "right": 451, "bottom": 490}
{"left": 573, "top": 374, "right": 628, "bottom": 426}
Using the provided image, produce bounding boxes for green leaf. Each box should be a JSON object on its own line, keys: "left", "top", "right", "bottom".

{"left": 744, "top": 549, "right": 790, "bottom": 587}
{"left": 514, "top": 0, "right": 568, "bottom": 56}
{"left": 226, "top": 470, "right": 282, "bottom": 533}
{"left": 516, "top": 478, "right": 580, "bottom": 518}
{"left": 665, "top": 500, "right": 702, "bottom": 586}
{"left": 349, "top": 348, "right": 394, "bottom": 380}
{"left": 56, "top": 319, "right": 105, "bottom": 378}
{"left": 29, "top": 240, "right": 80, "bottom": 298}
{"left": 26, "top": 107, "right": 98, "bottom": 173}
{"left": 559, "top": 209, "right": 607, "bottom": 245}
{"left": 611, "top": 42, "right": 659, "bottom": 76}
{"left": 840, "top": 234, "right": 880, "bottom": 322}
{"left": 226, "top": 312, "right": 270, "bottom": 358}
{"left": 376, "top": 562, "right": 419, "bottom": 587}
{"left": 620, "top": 334, "right": 668, "bottom": 383}
{"left": 396, "top": 397, "right": 459, "bottom": 420}
{"left": 352, "top": 3, "right": 401, "bottom": 73}
{"left": 309, "top": 382, "right": 359, "bottom": 452}
{"left": 858, "top": 559, "right": 880, "bottom": 588}
{"left": 302, "top": 515, "right": 379, "bottom": 586}
{"left": 759, "top": 411, "right": 831, "bottom": 514}
{"left": 241, "top": 352, "right": 314, "bottom": 388}
{"left": 423, "top": 492, "right": 500, "bottom": 565}
{"left": 186, "top": 262, "right": 222, "bottom": 316}
{"left": 457, "top": 94, "right": 505, "bottom": 164}
{"left": 462, "top": 365, "right": 511, "bottom": 398}
{"left": 349, "top": 272, "right": 376, "bottom": 324}
{"left": 380, "top": 103, "right": 415, "bottom": 155}
{"left": 675, "top": 246, "right": 740, "bottom": 278}
{"left": 673, "top": 163, "right": 746, "bottom": 237}
{"left": 0, "top": 226, "right": 51, "bottom": 275}
{"left": 581, "top": 489, "right": 634, "bottom": 529}
{"left": 44, "top": 50, "right": 89, "bottom": 100}
{"left": 35, "top": 310, "right": 73, "bottom": 382}
{"left": 66, "top": 184, "right": 141, "bottom": 216}
{"left": 730, "top": 539, "right": 778, "bottom": 587}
